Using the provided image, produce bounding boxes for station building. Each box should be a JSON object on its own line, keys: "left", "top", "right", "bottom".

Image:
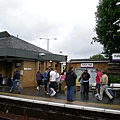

{"left": 67, "top": 58, "right": 109, "bottom": 72}
{"left": 0, "top": 31, "right": 67, "bottom": 88}
{"left": 66, "top": 59, "right": 110, "bottom": 86}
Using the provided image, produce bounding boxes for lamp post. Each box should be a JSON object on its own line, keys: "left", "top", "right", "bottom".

{"left": 39, "top": 38, "right": 57, "bottom": 51}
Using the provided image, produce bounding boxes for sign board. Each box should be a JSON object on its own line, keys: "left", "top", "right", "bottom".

{"left": 24, "top": 68, "right": 32, "bottom": 70}
{"left": 112, "top": 53, "right": 120, "bottom": 61}
{"left": 20, "top": 70, "right": 23, "bottom": 75}
{"left": 81, "top": 63, "right": 93, "bottom": 68}
{"left": 75, "top": 68, "right": 96, "bottom": 85}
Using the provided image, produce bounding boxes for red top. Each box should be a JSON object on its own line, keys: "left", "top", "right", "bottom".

{"left": 96, "top": 71, "right": 102, "bottom": 84}
{"left": 60, "top": 75, "right": 66, "bottom": 80}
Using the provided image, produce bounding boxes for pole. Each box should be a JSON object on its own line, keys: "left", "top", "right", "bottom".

{"left": 47, "top": 39, "right": 49, "bottom": 51}
{"left": 39, "top": 38, "right": 57, "bottom": 51}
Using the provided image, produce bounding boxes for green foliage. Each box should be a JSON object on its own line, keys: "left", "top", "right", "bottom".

{"left": 93, "top": 0, "right": 120, "bottom": 59}
{"left": 90, "top": 54, "right": 104, "bottom": 59}
{"left": 109, "top": 75, "right": 120, "bottom": 83}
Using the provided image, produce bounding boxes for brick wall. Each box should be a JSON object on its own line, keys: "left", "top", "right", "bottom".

{"left": 66, "top": 62, "right": 108, "bottom": 73}
{"left": 21, "top": 61, "right": 39, "bottom": 87}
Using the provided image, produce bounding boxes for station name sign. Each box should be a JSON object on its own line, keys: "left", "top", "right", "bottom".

{"left": 112, "top": 53, "right": 120, "bottom": 61}
{"left": 81, "top": 63, "right": 93, "bottom": 68}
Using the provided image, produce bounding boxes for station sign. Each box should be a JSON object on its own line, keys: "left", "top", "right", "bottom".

{"left": 112, "top": 53, "right": 120, "bottom": 62}
{"left": 81, "top": 63, "right": 93, "bottom": 68}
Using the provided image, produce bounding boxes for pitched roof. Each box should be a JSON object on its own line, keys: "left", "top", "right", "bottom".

{"left": 0, "top": 31, "right": 51, "bottom": 54}
{"left": 0, "top": 31, "right": 67, "bottom": 62}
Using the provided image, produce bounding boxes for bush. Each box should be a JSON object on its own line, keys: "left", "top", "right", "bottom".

{"left": 109, "top": 75, "right": 120, "bottom": 83}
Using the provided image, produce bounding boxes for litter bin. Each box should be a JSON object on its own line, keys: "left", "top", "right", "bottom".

{"left": 0, "top": 74, "right": 2, "bottom": 86}
{"left": 2, "top": 77, "right": 7, "bottom": 86}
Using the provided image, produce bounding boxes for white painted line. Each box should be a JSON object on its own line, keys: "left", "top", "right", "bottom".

{"left": 84, "top": 106, "right": 105, "bottom": 112}
{"left": 33, "top": 100, "right": 48, "bottom": 105}
{"left": 7, "top": 96, "right": 22, "bottom": 101}
{"left": 48, "top": 102, "right": 65, "bottom": 107}
{"left": 105, "top": 109, "right": 120, "bottom": 114}
{"left": 0, "top": 95, "right": 10, "bottom": 99}
{"left": 20, "top": 98, "right": 34, "bottom": 103}
{"left": 64, "top": 104, "right": 84, "bottom": 109}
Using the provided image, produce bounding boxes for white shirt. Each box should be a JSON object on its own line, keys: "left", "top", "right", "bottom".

{"left": 50, "top": 70, "right": 56, "bottom": 82}
{"left": 56, "top": 73, "right": 60, "bottom": 82}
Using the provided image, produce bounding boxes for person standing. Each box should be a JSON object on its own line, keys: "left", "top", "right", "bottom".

{"left": 60, "top": 72, "right": 66, "bottom": 81}
{"left": 81, "top": 69, "right": 90, "bottom": 94}
{"left": 79, "top": 75, "right": 84, "bottom": 94}
{"left": 44, "top": 68, "right": 49, "bottom": 92}
{"left": 97, "top": 70, "right": 114, "bottom": 101}
{"left": 60, "top": 72, "right": 66, "bottom": 94}
{"left": 54, "top": 70, "right": 60, "bottom": 92}
{"left": 10, "top": 68, "right": 21, "bottom": 94}
{"left": 36, "top": 70, "right": 44, "bottom": 91}
{"left": 66, "top": 67, "right": 77, "bottom": 102}
{"left": 46, "top": 68, "right": 51, "bottom": 95}
{"left": 95, "top": 68, "right": 102, "bottom": 97}
{"left": 49, "top": 68, "right": 57, "bottom": 96}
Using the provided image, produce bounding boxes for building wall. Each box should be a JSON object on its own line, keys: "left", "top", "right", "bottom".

{"left": 66, "top": 62, "right": 108, "bottom": 73}
{"left": 41, "top": 61, "right": 61, "bottom": 74}
{"left": 0, "top": 60, "right": 64, "bottom": 87}
{"left": 21, "top": 61, "right": 39, "bottom": 87}
{"left": 0, "top": 62, "right": 6, "bottom": 77}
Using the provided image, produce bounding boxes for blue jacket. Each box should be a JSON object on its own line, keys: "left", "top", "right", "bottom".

{"left": 44, "top": 71, "right": 48, "bottom": 81}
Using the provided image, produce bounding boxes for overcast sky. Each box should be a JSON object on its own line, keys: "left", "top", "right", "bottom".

{"left": 0, "top": 0, "right": 103, "bottom": 60}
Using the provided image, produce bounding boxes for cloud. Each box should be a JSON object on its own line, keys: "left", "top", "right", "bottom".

{"left": 0, "top": 0, "right": 102, "bottom": 60}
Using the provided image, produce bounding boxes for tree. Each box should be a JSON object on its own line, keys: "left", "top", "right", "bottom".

{"left": 90, "top": 54, "right": 104, "bottom": 59}
{"left": 93, "top": 0, "right": 120, "bottom": 59}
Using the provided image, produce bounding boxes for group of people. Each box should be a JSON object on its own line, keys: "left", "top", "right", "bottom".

{"left": 9, "top": 67, "right": 66, "bottom": 97}
{"left": 9, "top": 67, "right": 114, "bottom": 102}
{"left": 78, "top": 68, "right": 114, "bottom": 102}
{"left": 95, "top": 69, "right": 114, "bottom": 101}
{"left": 36, "top": 68, "right": 66, "bottom": 97}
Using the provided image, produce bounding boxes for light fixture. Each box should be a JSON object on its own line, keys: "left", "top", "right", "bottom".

{"left": 38, "top": 53, "right": 45, "bottom": 56}
{"left": 49, "top": 60, "right": 52, "bottom": 63}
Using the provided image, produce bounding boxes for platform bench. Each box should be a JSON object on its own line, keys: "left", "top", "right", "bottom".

{"left": 109, "top": 83, "right": 120, "bottom": 96}
{"left": 90, "top": 83, "right": 96, "bottom": 94}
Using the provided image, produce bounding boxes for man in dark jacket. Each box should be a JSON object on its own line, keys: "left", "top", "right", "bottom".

{"left": 10, "top": 68, "right": 21, "bottom": 94}
{"left": 81, "top": 69, "right": 90, "bottom": 94}
{"left": 66, "top": 67, "right": 77, "bottom": 102}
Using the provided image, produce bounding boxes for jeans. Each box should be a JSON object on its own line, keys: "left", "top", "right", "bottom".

{"left": 47, "top": 83, "right": 50, "bottom": 94}
{"left": 96, "top": 84, "right": 100, "bottom": 94}
{"left": 67, "top": 86, "right": 74, "bottom": 101}
{"left": 10, "top": 79, "right": 21, "bottom": 94}
{"left": 83, "top": 81, "right": 89, "bottom": 94}
{"left": 44, "top": 80, "right": 48, "bottom": 91}
{"left": 80, "top": 83, "right": 84, "bottom": 93}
